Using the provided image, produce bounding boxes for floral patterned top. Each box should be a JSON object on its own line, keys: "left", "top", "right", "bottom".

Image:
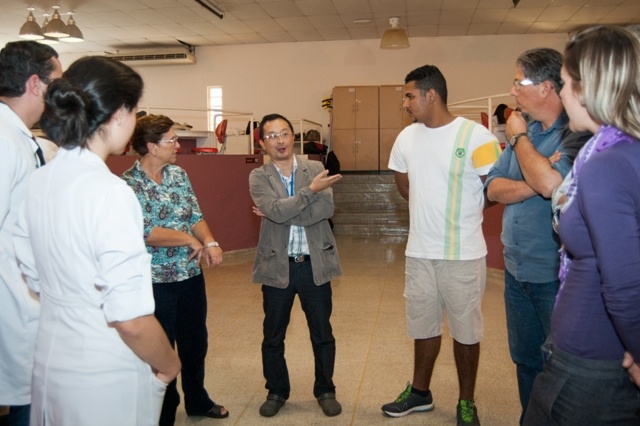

{"left": 122, "top": 160, "right": 203, "bottom": 283}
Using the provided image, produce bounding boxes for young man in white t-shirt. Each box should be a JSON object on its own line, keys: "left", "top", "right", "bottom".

{"left": 381, "top": 65, "right": 501, "bottom": 426}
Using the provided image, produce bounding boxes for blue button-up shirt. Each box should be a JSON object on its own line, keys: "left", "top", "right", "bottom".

{"left": 486, "top": 112, "right": 571, "bottom": 283}
{"left": 273, "top": 158, "right": 310, "bottom": 257}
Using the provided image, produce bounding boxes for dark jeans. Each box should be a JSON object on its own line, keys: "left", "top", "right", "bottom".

{"left": 7, "top": 405, "right": 29, "bottom": 426}
{"left": 504, "top": 269, "right": 559, "bottom": 424}
{"left": 524, "top": 345, "right": 640, "bottom": 425}
{"left": 262, "top": 259, "right": 336, "bottom": 399}
{"left": 153, "top": 274, "right": 213, "bottom": 426}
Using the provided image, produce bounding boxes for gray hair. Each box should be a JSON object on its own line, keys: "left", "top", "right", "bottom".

{"left": 517, "top": 48, "right": 563, "bottom": 92}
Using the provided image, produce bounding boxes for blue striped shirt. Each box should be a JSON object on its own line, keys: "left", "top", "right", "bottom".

{"left": 274, "top": 158, "right": 309, "bottom": 257}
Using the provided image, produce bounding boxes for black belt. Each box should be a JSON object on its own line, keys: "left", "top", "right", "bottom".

{"left": 289, "top": 255, "right": 310, "bottom": 263}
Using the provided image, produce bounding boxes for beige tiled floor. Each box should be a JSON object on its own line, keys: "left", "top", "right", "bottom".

{"left": 175, "top": 235, "right": 519, "bottom": 426}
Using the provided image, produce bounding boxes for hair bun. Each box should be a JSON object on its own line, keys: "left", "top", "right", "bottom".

{"left": 40, "top": 55, "right": 143, "bottom": 150}
{"left": 41, "top": 78, "right": 91, "bottom": 148}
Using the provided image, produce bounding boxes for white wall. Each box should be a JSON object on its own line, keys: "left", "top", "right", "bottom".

{"left": 61, "top": 33, "right": 569, "bottom": 136}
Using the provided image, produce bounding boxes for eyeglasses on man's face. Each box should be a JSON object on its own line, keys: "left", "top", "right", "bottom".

{"left": 158, "top": 135, "right": 179, "bottom": 145}
{"left": 512, "top": 78, "right": 536, "bottom": 91}
{"left": 263, "top": 131, "right": 292, "bottom": 141}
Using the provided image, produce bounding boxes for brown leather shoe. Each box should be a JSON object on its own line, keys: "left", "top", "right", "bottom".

{"left": 317, "top": 393, "right": 342, "bottom": 416}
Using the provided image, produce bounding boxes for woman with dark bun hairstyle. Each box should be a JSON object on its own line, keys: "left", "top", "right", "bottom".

{"left": 13, "top": 56, "right": 180, "bottom": 426}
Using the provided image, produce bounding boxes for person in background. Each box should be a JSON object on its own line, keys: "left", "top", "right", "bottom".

{"left": 524, "top": 25, "right": 640, "bottom": 425}
{"left": 381, "top": 65, "right": 501, "bottom": 426}
{"left": 0, "top": 40, "right": 61, "bottom": 426}
{"left": 12, "top": 56, "right": 180, "bottom": 426}
{"left": 491, "top": 103, "right": 508, "bottom": 144}
{"left": 122, "top": 114, "right": 227, "bottom": 424}
{"left": 485, "top": 48, "right": 590, "bottom": 424}
{"left": 249, "top": 113, "right": 343, "bottom": 418}
{"left": 493, "top": 104, "right": 509, "bottom": 126}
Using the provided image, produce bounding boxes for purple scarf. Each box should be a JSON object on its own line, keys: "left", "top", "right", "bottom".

{"left": 555, "top": 125, "right": 637, "bottom": 283}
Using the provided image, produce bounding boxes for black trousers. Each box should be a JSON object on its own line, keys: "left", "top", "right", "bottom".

{"left": 153, "top": 274, "right": 213, "bottom": 426}
{"left": 261, "top": 259, "right": 336, "bottom": 399}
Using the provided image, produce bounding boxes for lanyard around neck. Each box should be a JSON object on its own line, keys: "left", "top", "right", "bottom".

{"left": 284, "top": 170, "right": 295, "bottom": 197}
{"left": 275, "top": 159, "right": 296, "bottom": 197}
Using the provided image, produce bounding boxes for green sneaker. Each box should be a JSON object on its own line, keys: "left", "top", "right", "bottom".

{"left": 457, "top": 399, "right": 480, "bottom": 425}
{"left": 381, "top": 382, "right": 434, "bottom": 418}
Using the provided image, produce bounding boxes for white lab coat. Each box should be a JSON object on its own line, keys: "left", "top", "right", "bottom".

{"left": 0, "top": 102, "right": 41, "bottom": 405}
{"left": 13, "top": 146, "right": 166, "bottom": 426}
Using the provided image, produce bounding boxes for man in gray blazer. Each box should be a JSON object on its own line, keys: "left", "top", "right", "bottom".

{"left": 249, "top": 113, "right": 342, "bottom": 418}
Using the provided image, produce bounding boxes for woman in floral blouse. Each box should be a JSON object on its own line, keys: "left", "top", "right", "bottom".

{"left": 122, "top": 114, "right": 228, "bottom": 424}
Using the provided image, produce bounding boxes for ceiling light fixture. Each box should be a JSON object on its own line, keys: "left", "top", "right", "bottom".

{"left": 37, "top": 14, "right": 59, "bottom": 45}
{"left": 61, "top": 14, "right": 84, "bottom": 42}
{"left": 19, "top": 8, "right": 44, "bottom": 40}
{"left": 380, "top": 16, "right": 409, "bottom": 49}
{"left": 193, "top": 0, "right": 224, "bottom": 19}
{"left": 44, "top": 6, "right": 69, "bottom": 38}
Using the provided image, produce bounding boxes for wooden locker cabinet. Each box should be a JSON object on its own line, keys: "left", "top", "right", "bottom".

{"left": 379, "top": 85, "right": 413, "bottom": 170}
{"left": 332, "top": 128, "right": 379, "bottom": 171}
{"left": 331, "top": 86, "right": 379, "bottom": 171}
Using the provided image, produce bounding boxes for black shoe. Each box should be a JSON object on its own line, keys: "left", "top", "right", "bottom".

{"left": 381, "top": 382, "right": 435, "bottom": 418}
{"left": 317, "top": 393, "right": 342, "bottom": 416}
{"left": 204, "top": 403, "right": 229, "bottom": 419}
{"left": 457, "top": 399, "right": 480, "bottom": 425}
{"left": 259, "top": 394, "right": 286, "bottom": 417}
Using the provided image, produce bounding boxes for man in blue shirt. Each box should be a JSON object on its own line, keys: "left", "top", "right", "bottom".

{"left": 485, "top": 48, "right": 589, "bottom": 425}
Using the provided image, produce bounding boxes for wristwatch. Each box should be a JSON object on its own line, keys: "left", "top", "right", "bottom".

{"left": 509, "top": 132, "right": 528, "bottom": 148}
{"left": 204, "top": 241, "right": 219, "bottom": 249}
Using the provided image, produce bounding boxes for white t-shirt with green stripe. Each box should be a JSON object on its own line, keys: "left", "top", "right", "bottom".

{"left": 389, "top": 117, "right": 501, "bottom": 260}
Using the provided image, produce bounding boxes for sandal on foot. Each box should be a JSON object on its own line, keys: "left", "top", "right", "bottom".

{"left": 203, "top": 403, "right": 229, "bottom": 419}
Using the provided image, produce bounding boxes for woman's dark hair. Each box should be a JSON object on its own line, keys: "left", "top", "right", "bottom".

{"left": 40, "top": 56, "right": 143, "bottom": 149}
{"left": 0, "top": 41, "right": 58, "bottom": 97}
{"left": 259, "top": 113, "right": 294, "bottom": 140}
{"left": 131, "top": 114, "right": 175, "bottom": 155}
{"left": 493, "top": 104, "right": 509, "bottom": 124}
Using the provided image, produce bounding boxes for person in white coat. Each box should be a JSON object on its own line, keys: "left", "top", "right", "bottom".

{"left": 0, "top": 40, "right": 61, "bottom": 426}
{"left": 13, "top": 56, "right": 180, "bottom": 426}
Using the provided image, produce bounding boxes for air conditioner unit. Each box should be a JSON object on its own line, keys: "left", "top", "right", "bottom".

{"left": 105, "top": 48, "right": 196, "bottom": 66}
